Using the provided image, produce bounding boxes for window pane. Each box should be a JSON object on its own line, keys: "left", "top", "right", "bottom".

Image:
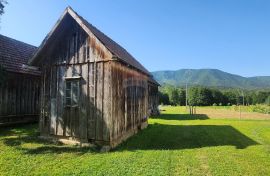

{"left": 66, "top": 89, "right": 71, "bottom": 98}
{"left": 72, "top": 81, "right": 79, "bottom": 105}
{"left": 72, "top": 94, "right": 78, "bottom": 105}
{"left": 66, "top": 82, "right": 71, "bottom": 89}
{"left": 73, "top": 84, "right": 78, "bottom": 94}
{"left": 66, "top": 98, "right": 71, "bottom": 106}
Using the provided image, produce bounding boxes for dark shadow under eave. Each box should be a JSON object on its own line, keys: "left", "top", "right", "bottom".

{"left": 117, "top": 123, "right": 259, "bottom": 150}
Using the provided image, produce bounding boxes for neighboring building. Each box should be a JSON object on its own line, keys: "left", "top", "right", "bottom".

{"left": 0, "top": 34, "right": 40, "bottom": 125}
{"left": 28, "top": 7, "right": 159, "bottom": 147}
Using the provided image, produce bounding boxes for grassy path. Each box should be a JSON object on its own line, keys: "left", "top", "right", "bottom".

{"left": 0, "top": 106, "right": 270, "bottom": 175}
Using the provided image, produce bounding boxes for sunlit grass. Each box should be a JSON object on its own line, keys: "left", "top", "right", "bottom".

{"left": 0, "top": 106, "right": 270, "bottom": 175}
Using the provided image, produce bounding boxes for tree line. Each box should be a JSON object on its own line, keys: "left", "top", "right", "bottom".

{"left": 159, "top": 85, "right": 270, "bottom": 106}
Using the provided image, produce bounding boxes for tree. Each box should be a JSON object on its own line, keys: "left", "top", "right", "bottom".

{"left": 265, "top": 96, "right": 270, "bottom": 106}
{"left": 179, "top": 88, "right": 186, "bottom": 106}
{"left": 0, "top": 0, "right": 7, "bottom": 16}
{"left": 223, "top": 90, "right": 238, "bottom": 105}
{"left": 158, "top": 91, "right": 170, "bottom": 105}
{"left": 188, "top": 87, "right": 199, "bottom": 114}
{"left": 171, "top": 88, "right": 180, "bottom": 106}
{"left": 211, "top": 89, "right": 224, "bottom": 105}
{"left": 255, "top": 91, "right": 270, "bottom": 104}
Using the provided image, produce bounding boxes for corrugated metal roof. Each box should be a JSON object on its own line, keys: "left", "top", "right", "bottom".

{"left": 0, "top": 34, "right": 40, "bottom": 76}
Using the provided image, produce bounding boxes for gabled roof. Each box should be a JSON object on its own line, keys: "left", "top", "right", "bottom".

{"left": 0, "top": 34, "right": 40, "bottom": 76}
{"left": 29, "top": 7, "right": 151, "bottom": 75}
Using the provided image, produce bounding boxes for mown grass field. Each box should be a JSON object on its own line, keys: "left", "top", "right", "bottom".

{"left": 0, "top": 106, "right": 270, "bottom": 176}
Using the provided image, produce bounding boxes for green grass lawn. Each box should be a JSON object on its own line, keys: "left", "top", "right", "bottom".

{"left": 1, "top": 106, "right": 270, "bottom": 176}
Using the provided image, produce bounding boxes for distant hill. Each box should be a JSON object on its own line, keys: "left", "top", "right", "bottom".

{"left": 151, "top": 69, "right": 270, "bottom": 89}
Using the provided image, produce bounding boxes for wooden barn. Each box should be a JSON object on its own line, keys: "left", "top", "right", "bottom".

{"left": 0, "top": 34, "right": 40, "bottom": 125}
{"left": 28, "top": 7, "right": 159, "bottom": 147}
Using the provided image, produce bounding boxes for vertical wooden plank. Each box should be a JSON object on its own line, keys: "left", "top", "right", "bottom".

{"left": 79, "top": 64, "right": 88, "bottom": 140}
{"left": 4, "top": 82, "right": 8, "bottom": 116}
{"left": 88, "top": 62, "right": 96, "bottom": 139}
{"left": 96, "top": 62, "right": 103, "bottom": 140}
{"left": 0, "top": 85, "right": 2, "bottom": 117}
{"left": 57, "top": 66, "right": 65, "bottom": 136}
{"left": 102, "top": 62, "right": 111, "bottom": 141}
{"left": 50, "top": 98, "right": 57, "bottom": 134}
{"left": 47, "top": 67, "right": 56, "bottom": 135}
{"left": 64, "top": 107, "right": 71, "bottom": 137}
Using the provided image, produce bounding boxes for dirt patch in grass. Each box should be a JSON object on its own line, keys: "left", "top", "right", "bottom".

{"left": 196, "top": 107, "right": 270, "bottom": 120}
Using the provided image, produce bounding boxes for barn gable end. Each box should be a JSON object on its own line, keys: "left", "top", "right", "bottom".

{"left": 30, "top": 7, "right": 159, "bottom": 147}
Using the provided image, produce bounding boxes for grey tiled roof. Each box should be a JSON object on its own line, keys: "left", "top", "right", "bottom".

{"left": 0, "top": 34, "right": 40, "bottom": 75}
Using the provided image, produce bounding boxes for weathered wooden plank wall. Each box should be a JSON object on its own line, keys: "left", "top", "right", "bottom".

{"left": 38, "top": 14, "right": 156, "bottom": 146}
{"left": 0, "top": 73, "right": 40, "bottom": 124}
{"left": 39, "top": 16, "right": 113, "bottom": 143}
{"left": 110, "top": 61, "right": 148, "bottom": 142}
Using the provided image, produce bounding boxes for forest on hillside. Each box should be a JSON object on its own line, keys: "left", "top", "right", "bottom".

{"left": 159, "top": 85, "right": 270, "bottom": 107}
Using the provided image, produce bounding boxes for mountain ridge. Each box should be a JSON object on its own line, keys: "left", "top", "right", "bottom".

{"left": 151, "top": 69, "right": 270, "bottom": 89}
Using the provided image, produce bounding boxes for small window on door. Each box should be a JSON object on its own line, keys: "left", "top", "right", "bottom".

{"left": 65, "top": 80, "right": 80, "bottom": 106}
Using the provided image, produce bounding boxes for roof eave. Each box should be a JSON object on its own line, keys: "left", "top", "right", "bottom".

{"left": 28, "top": 8, "right": 70, "bottom": 65}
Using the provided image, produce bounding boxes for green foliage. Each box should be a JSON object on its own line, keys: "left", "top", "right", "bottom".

{"left": 159, "top": 85, "right": 186, "bottom": 106}
{"left": 0, "top": 0, "right": 7, "bottom": 16}
{"left": 265, "top": 96, "right": 270, "bottom": 106}
{"left": 253, "top": 91, "right": 270, "bottom": 104}
{"left": 223, "top": 90, "right": 238, "bottom": 105}
{"left": 188, "top": 87, "right": 212, "bottom": 106}
{"left": 158, "top": 91, "right": 170, "bottom": 105}
{"left": 1, "top": 107, "right": 270, "bottom": 175}
{"left": 159, "top": 84, "right": 270, "bottom": 107}
{"left": 171, "top": 88, "right": 179, "bottom": 105}
{"left": 248, "top": 105, "right": 270, "bottom": 114}
{"left": 178, "top": 88, "right": 186, "bottom": 106}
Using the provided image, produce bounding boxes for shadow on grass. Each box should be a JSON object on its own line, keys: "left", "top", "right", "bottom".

{"left": 117, "top": 123, "right": 259, "bottom": 150}
{"left": 1, "top": 124, "right": 99, "bottom": 155}
{"left": 2, "top": 135, "right": 99, "bottom": 155}
{"left": 151, "top": 114, "right": 209, "bottom": 120}
{"left": 2, "top": 122, "right": 259, "bottom": 154}
{"left": 0, "top": 123, "right": 38, "bottom": 137}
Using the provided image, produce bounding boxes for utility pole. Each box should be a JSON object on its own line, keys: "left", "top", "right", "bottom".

{"left": 186, "top": 82, "right": 188, "bottom": 110}
{"left": 242, "top": 90, "right": 245, "bottom": 106}
{"left": 237, "top": 89, "right": 244, "bottom": 120}
{"left": 239, "top": 105, "right": 242, "bottom": 120}
{"left": 185, "top": 70, "right": 191, "bottom": 111}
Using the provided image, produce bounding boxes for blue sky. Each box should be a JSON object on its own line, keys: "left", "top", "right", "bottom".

{"left": 1, "top": 0, "right": 270, "bottom": 77}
